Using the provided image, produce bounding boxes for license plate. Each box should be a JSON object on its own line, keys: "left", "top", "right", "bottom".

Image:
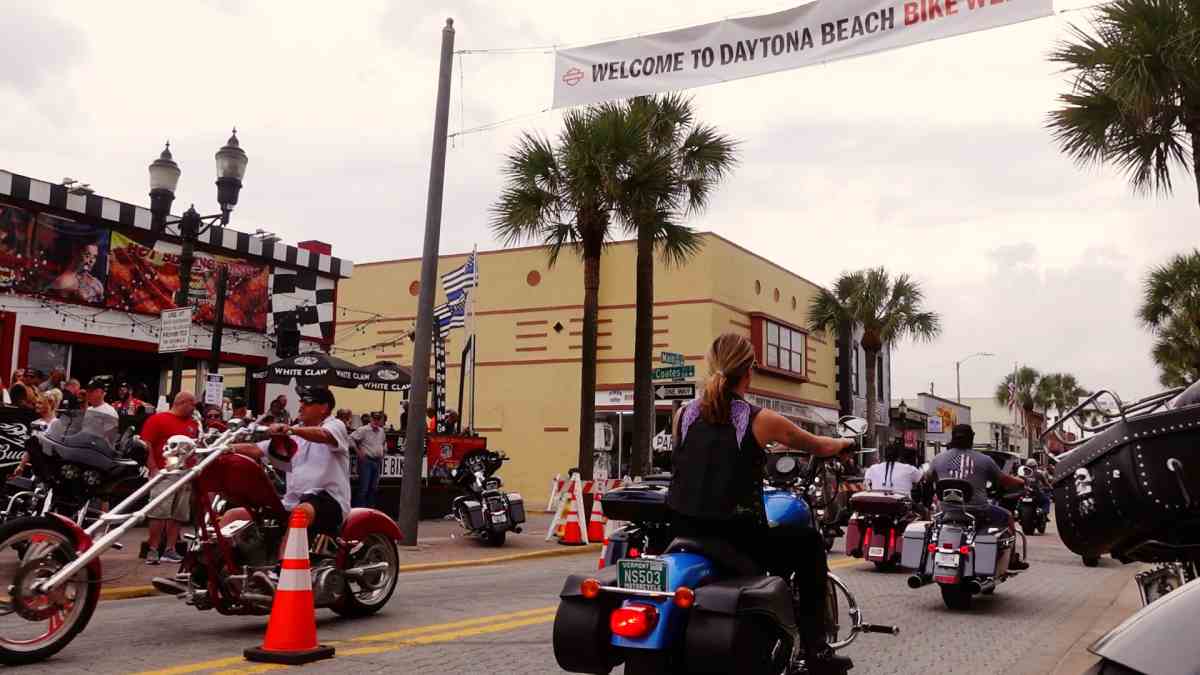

{"left": 618, "top": 559, "right": 668, "bottom": 593}
{"left": 934, "top": 552, "right": 960, "bottom": 567}
{"left": 491, "top": 512, "right": 507, "bottom": 523}
{"left": 868, "top": 546, "right": 885, "bottom": 558}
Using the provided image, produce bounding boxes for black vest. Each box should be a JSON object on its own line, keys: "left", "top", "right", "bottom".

{"left": 667, "top": 399, "right": 765, "bottom": 523}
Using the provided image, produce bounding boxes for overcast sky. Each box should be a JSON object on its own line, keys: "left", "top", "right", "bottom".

{"left": 5, "top": 0, "right": 1193, "bottom": 401}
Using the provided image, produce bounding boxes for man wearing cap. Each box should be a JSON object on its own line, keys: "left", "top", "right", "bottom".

{"left": 350, "top": 412, "right": 386, "bottom": 508}
{"left": 928, "top": 424, "right": 1030, "bottom": 569}
{"left": 80, "top": 376, "right": 119, "bottom": 444}
{"left": 234, "top": 387, "right": 350, "bottom": 547}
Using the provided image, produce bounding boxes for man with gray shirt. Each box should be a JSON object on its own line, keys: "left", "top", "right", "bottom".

{"left": 350, "top": 412, "right": 387, "bottom": 508}
{"left": 929, "top": 424, "right": 1029, "bottom": 569}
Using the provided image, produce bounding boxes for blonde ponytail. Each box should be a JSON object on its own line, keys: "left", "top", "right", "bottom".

{"left": 699, "top": 333, "right": 755, "bottom": 424}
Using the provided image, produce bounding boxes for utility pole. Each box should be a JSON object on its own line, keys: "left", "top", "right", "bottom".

{"left": 208, "top": 266, "right": 228, "bottom": 372}
{"left": 399, "top": 18, "right": 455, "bottom": 545}
{"left": 169, "top": 206, "right": 202, "bottom": 400}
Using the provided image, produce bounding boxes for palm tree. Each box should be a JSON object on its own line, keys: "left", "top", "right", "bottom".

{"left": 491, "top": 108, "right": 644, "bottom": 479}
{"left": 1036, "top": 372, "right": 1089, "bottom": 426}
{"left": 1047, "top": 0, "right": 1200, "bottom": 205}
{"left": 614, "top": 95, "right": 738, "bottom": 477}
{"left": 996, "top": 367, "right": 1042, "bottom": 453}
{"left": 1139, "top": 249, "right": 1200, "bottom": 386}
{"left": 809, "top": 268, "right": 941, "bottom": 445}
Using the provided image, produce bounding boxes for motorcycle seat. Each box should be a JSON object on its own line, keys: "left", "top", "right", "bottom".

{"left": 665, "top": 536, "right": 763, "bottom": 577}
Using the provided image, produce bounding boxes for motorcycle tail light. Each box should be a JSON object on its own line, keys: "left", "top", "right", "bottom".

{"left": 927, "top": 543, "right": 937, "bottom": 553}
{"left": 628, "top": 548, "right": 640, "bottom": 559}
{"left": 580, "top": 578, "right": 601, "bottom": 600}
{"left": 673, "top": 587, "right": 695, "bottom": 609}
{"left": 610, "top": 604, "right": 658, "bottom": 638}
{"left": 959, "top": 545, "right": 971, "bottom": 555}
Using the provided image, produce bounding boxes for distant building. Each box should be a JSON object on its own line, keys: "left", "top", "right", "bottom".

{"left": 958, "top": 396, "right": 1036, "bottom": 457}
{"left": 913, "top": 393, "right": 971, "bottom": 450}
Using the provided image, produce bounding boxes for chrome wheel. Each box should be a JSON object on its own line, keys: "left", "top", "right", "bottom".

{"left": 333, "top": 534, "right": 398, "bottom": 617}
{"left": 0, "top": 518, "right": 99, "bottom": 664}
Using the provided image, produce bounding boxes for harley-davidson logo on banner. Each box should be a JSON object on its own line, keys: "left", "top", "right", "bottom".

{"left": 553, "top": 0, "right": 1051, "bottom": 108}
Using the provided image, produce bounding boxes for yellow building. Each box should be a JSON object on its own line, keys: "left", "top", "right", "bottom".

{"left": 336, "top": 233, "right": 840, "bottom": 502}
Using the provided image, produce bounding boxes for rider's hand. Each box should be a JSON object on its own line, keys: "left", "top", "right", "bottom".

{"left": 267, "top": 423, "right": 290, "bottom": 436}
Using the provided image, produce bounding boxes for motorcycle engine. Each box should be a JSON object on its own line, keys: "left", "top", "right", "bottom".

{"left": 311, "top": 565, "right": 345, "bottom": 607}
{"left": 220, "top": 519, "right": 270, "bottom": 567}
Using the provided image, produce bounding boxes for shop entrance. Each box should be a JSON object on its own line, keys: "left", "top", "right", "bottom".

{"left": 593, "top": 409, "right": 675, "bottom": 479}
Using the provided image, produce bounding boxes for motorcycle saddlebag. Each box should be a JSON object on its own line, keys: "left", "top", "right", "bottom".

{"left": 844, "top": 519, "right": 864, "bottom": 557}
{"left": 1052, "top": 391, "right": 1200, "bottom": 561}
{"left": 600, "top": 485, "right": 669, "bottom": 523}
{"left": 900, "top": 521, "right": 929, "bottom": 569}
{"left": 849, "top": 490, "right": 912, "bottom": 518}
{"left": 554, "top": 569, "right": 621, "bottom": 674}
{"left": 683, "top": 575, "right": 797, "bottom": 675}
{"left": 460, "top": 500, "right": 486, "bottom": 530}
{"left": 507, "top": 493, "right": 527, "bottom": 524}
{"left": 972, "top": 532, "right": 1002, "bottom": 577}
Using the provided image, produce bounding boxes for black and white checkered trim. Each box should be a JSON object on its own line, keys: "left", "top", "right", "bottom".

{"left": 267, "top": 269, "right": 336, "bottom": 342}
{"left": 0, "top": 169, "right": 353, "bottom": 279}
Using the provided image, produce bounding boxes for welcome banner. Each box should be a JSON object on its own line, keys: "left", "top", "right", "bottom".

{"left": 552, "top": 0, "right": 1051, "bottom": 108}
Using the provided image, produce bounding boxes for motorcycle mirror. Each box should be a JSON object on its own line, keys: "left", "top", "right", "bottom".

{"left": 1017, "top": 466, "right": 1032, "bottom": 478}
{"left": 838, "top": 417, "right": 868, "bottom": 438}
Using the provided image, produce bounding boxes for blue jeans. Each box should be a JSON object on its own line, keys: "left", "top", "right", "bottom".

{"left": 354, "top": 455, "right": 382, "bottom": 509}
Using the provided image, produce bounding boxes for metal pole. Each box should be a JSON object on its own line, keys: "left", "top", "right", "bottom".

{"left": 208, "top": 266, "right": 228, "bottom": 372}
{"left": 169, "top": 210, "right": 199, "bottom": 400}
{"left": 955, "top": 360, "right": 961, "bottom": 403}
{"left": 399, "top": 17, "right": 455, "bottom": 544}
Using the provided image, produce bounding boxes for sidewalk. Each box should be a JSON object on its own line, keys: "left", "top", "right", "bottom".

{"left": 96, "top": 512, "right": 594, "bottom": 599}
{"left": 1048, "top": 569, "right": 1145, "bottom": 674}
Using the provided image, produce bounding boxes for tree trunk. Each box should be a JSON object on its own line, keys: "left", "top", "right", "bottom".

{"left": 577, "top": 249, "right": 601, "bottom": 481}
{"left": 630, "top": 224, "right": 655, "bottom": 478}
{"left": 863, "top": 346, "right": 879, "bottom": 446}
{"left": 1191, "top": 127, "right": 1200, "bottom": 209}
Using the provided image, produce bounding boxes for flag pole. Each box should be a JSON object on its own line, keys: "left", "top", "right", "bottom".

{"left": 470, "top": 245, "right": 478, "bottom": 431}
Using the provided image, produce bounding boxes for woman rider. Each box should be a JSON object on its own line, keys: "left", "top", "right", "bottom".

{"left": 668, "top": 333, "right": 854, "bottom": 673}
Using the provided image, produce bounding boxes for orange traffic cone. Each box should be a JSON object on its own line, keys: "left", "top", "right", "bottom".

{"left": 558, "top": 486, "right": 587, "bottom": 546}
{"left": 244, "top": 510, "right": 336, "bottom": 665}
{"left": 587, "top": 491, "right": 607, "bottom": 543}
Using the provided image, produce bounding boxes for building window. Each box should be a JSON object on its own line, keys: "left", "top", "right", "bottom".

{"left": 752, "top": 314, "right": 806, "bottom": 380}
{"left": 28, "top": 340, "right": 70, "bottom": 376}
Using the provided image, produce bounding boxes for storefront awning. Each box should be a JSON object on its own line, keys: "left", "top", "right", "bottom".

{"left": 745, "top": 393, "right": 839, "bottom": 428}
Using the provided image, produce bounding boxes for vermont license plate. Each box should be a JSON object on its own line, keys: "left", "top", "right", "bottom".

{"left": 618, "top": 559, "right": 668, "bottom": 592}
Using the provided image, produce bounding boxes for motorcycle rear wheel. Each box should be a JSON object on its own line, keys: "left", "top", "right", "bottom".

{"left": 332, "top": 533, "right": 399, "bottom": 618}
{"left": 0, "top": 516, "right": 100, "bottom": 665}
{"left": 939, "top": 583, "right": 973, "bottom": 611}
{"left": 480, "top": 529, "right": 506, "bottom": 547}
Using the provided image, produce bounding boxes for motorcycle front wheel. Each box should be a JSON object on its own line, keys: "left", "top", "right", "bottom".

{"left": 0, "top": 516, "right": 100, "bottom": 665}
{"left": 333, "top": 533, "right": 399, "bottom": 618}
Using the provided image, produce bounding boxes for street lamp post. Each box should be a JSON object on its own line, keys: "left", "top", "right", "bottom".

{"left": 147, "top": 132, "right": 248, "bottom": 400}
{"left": 955, "top": 351, "right": 995, "bottom": 403}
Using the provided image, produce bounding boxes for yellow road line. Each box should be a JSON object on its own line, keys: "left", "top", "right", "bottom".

{"left": 338, "top": 613, "right": 556, "bottom": 658}
{"left": 352, "top": 605, "right": 556, "bottom": 642}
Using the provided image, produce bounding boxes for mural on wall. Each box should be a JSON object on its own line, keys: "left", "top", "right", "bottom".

{"left": 106, "top": 231, "right": 269, "bottom": 331}
{"left": 0, "top": 205, "right": 35, "bottom": 291}
{"left": 934, "top": 404, "right": 959, "bottom": 432}
{"left": 0, "top": 210, "right": 113, "bottom": 304}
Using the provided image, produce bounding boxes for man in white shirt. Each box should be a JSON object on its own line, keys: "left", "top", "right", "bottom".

{"left": 233, "top": 386, "right": 350, "bottom": 546}
{"left": 863, "top": 443, "right": 923, "bottom": 497}
{"left": 350, "top": 412, "right": 387, "bottom": 508}
{"left": 81, "top": 376, "right": 119, "bottom": 444}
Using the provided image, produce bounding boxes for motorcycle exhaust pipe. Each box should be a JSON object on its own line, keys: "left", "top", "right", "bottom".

{"left": 343, "top": 561, "right": 391, "bottom": 580}
{"left": 965, "top": 579, "right": 994, "bottom": 595}
{"left": 907, "top": 574, "right": 927, "bottom": 589}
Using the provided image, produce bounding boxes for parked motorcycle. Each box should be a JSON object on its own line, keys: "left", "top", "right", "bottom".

{"left": 1040, "top": 381, "right": 1200, "bottom": 674}
{"left": 450, "top": 449, "right": 526, "bottom": 546}
{"left": 0, "top": 418, "right": 403, "bottom": 665}
{"left": 844, "top": 490, "right": 917, "bottom": 571}
{"left": 902, "top": 479, "right": 1027, "bottom": 610}
{"left": 554, "top": 417, "right": 897, "bottom": 675}
{"left": 1015, "top": 465, "right": 1048, "bottom": 536}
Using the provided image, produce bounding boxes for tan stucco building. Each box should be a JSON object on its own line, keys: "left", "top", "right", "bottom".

{"left": 336, "top": 233, "right": 840, "bottom": 501}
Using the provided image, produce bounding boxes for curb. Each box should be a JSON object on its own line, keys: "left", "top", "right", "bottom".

{"left": 98, "top": 544, "right": 603, "bottom": 601}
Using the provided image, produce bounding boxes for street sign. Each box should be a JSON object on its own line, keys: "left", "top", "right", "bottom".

{"left": 158, "top": 307, "right": 193, "bottom": 354}
{"left": 659, "top": 351, "right": 684, "bottom": 366}
{"left": 654, "top": 383, "right": 696, "bottom": 401}
{"left": 651, "top": 365, "right": 695, "bottom": 381}
{"left": 204, "top": 373, "right": 224, "bottom": 406}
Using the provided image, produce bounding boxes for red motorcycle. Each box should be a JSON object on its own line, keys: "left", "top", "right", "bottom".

{"left": 844, "top": 490, "right": 918, "bottom": 570}
{"left": 0, "top": 419, "right": 403, "bottom": 665}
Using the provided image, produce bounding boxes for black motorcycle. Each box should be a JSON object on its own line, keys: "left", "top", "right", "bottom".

{"left": 1044, "top": 381, "right": 1200, "bottom": 674}
{"left": 450, "top": 449, "right": 526, "bottom": 546}
{"left": 1015, "top": 466, "right": 1048, "bottom": 536}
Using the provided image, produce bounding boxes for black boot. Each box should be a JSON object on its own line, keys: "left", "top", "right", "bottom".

{"left": 792, "top": 640, "right": 853, "bottom": 675}
{"left": 1010, "top": 552, "right": 1030, "bottom": 571}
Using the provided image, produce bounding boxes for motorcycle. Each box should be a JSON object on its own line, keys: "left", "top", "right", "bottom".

{"left": 901, "top": 478, "right": 1027, "bottom": 611}
{"left": 450, "top": 449, "right": 526, "bottom": 546}
{"left": 0, "top": 417, "right": 403, "bottom": 665}
{"left": 554, "top": 417, "right": 897, "bottom": 675}
{"left": 844, "top": 489, "right": 917, "bottom": 571}
{"left": 1040, "top": 381, "right": 1200, "bottom": 674}
{"left": 1015, "top": 466, "right": 1048, "bottom": 536}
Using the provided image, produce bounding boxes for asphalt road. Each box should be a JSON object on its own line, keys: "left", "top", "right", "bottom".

{"left": 11, "top": 527, "right": 1135, "bottom": 675}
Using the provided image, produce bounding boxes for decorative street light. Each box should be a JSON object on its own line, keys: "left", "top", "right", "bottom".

{"left": 146, "top": 130, "right": 249, "bottom": 399}
{"left": 955, "top": 351, "right": 995, "bottom": 403}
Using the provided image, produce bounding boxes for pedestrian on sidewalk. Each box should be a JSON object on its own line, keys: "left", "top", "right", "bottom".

{"left": 350, "top": 412, "right": 386, "bottom": 508}
{"left": 140, "top": 391, "right": 200, "bottom": 565}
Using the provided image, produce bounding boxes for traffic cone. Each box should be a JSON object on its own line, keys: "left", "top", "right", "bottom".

{"left": 558, "top": 482, "right": 587, "bottom": 546}
{"left": 598, "top": 535, "right": 609, "bottom": 569}
{"left": 244, "top": 510, "right": 335, "bottom": 665}
{"left": 587, "top": 489, "right": 607, "bottom": 543}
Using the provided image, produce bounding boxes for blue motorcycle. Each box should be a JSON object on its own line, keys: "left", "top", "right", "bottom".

{"left": 553, "top": 441, "right": 897, "bottom": 675}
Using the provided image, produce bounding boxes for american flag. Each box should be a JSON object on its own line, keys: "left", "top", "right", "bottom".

{"left": 441, "top": 252, "right": 478, "bottom": 297}
{"left": 1007, "top": 381, "right": 1017, "bottom": 411}
{"left": 434, "top": 292, "right": 466, "bottom": 336}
